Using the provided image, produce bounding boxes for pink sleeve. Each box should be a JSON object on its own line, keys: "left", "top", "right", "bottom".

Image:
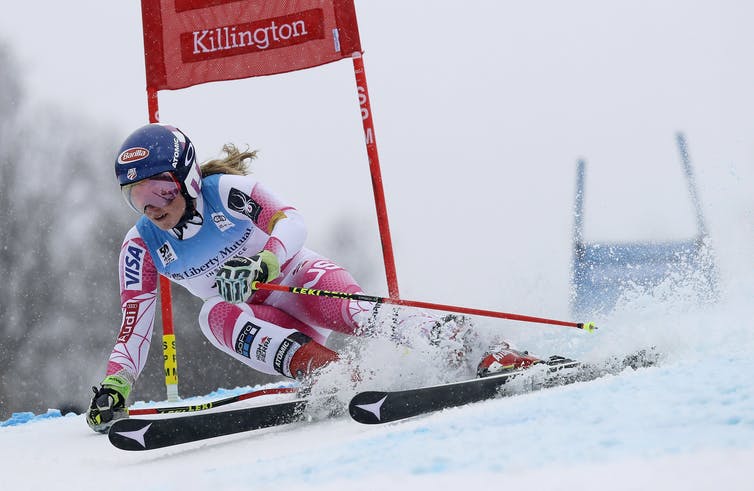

{"left": 106, "top": 228, "right": 159, "bottom": 383}
{"left": 251, "top": 182, "right": 307, "bottom": 266}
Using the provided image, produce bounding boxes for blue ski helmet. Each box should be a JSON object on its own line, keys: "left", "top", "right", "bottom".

{"left": 115, "top": 123, "right": 201, "bottom": 205}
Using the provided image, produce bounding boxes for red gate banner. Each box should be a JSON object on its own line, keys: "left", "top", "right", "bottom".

{"left": 141, "top": 0, "right": 362, "bottom": 90}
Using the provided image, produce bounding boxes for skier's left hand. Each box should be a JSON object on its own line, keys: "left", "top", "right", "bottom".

{"left": 215, "top": 251, "right": 280, "bottom": 303}
{"left": 86, "top": 375, "right": 131, "bottom": 434}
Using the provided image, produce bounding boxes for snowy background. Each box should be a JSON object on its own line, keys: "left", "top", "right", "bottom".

{"left": 2, "top": 0, "right": 752, "bottom": 306}
{"left": 1, "top": 1, "right": 753, "bottom": 489}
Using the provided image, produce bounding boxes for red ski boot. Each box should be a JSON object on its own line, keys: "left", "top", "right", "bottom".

{"left": 476, "top": 342, "right": 543, "bottom": 378}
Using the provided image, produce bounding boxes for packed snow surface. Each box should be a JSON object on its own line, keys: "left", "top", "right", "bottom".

{"left": 3, "top": 282, "right": 753, "bottom": 491}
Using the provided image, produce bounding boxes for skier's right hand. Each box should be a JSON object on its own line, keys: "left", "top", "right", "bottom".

{"left": 86, "top": 375, "right": 131, "bottom": 434}
{"left": 215, "top": 251, "right": 280, "bottom": 304}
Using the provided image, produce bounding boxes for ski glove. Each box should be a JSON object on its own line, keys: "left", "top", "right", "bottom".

{"left": 86, "top": 374, "right": 131, "bottom": 434}
{"left": 215, "top": 250, "right": 280, "bottom": 304}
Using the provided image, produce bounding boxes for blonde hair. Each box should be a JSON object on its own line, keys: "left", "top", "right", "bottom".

{"left": 200, "top": 143, "right": 258, "bottom": 177}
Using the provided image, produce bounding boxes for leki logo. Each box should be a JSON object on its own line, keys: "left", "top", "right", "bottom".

{"left": 118, "top": 147, "right": 150, "bottom": 164}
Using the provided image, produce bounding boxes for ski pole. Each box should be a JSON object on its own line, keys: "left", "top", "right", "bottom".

{"left": 127, "top": 386, "right": 298, "bottom": 416}
{"left": 251, "top": 282, "right": 596, "bottom": 332}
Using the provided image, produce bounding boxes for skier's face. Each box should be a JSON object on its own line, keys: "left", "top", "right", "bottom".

{"left": 143, "top": 192, "right": 186, "bottom": 230}
{"left": 123, "top": 172, "right": 186, "bottom": 230}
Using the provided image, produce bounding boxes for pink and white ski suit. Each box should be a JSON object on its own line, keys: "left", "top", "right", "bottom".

{"left": 107, "top": 173, "right": 374, "bottom": 385}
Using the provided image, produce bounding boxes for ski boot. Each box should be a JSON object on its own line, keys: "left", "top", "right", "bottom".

{"left": 476, "top": 342, "right": 543, "bottom": 378}
{"left": 477, "top": 343, "right": 579, "bottom": 378}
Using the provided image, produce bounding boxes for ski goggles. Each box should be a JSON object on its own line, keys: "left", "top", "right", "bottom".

{"left": 122, "top": 172, "right": 181, "bottom": 213}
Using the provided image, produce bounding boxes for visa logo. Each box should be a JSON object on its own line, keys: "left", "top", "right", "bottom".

{"left": 124, "top": 243, "right": 146, "bottom": 290}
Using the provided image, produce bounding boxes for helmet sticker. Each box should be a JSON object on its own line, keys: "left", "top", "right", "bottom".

{"left": 171, "top": 137, "right": 181, "bottom": 168}
{"left": 127, "top": 168, "right": 137, "bottom": 180}
{"left": 184, "top": 159, "right": 202, "bottom": 199}
{"left": 183, "top": 142, "right": 195, "bottom": 167}
{"left": 118, "top": 147, "right": 150, "bottom": 164}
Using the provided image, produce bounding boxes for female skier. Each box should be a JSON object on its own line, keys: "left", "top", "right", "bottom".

{"left": 86, "top": 123, "right": 539, "bottom": 433}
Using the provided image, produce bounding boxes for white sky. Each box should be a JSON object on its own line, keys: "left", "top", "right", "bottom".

{"left": 1, "top": 0, "right": 752, "bottom": 315}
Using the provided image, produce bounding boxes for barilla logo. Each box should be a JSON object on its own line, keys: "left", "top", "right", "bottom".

{"left": 118, "top": 147, "right": 150, "bottom": 164}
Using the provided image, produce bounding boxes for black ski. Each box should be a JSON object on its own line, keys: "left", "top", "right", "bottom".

{"left": 349, "top": 351, "right": 657, "bottom": 424}
{"left": 108, "top": 398, "right": 307, "bottom": 451}
{"left": 108, "top": 351, "right": 658, "bottom": 449}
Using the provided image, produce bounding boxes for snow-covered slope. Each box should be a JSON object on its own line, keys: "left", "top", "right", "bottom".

{"left": 3, "top": 287, "right": 753, "bottom": 491}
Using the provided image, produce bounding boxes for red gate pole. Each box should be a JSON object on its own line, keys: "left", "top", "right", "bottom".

{"left": 351, "top": 53, "right": 400, "bottom": 298}
{"left": 147, "top": 87, "right": 180, "bottom": 402}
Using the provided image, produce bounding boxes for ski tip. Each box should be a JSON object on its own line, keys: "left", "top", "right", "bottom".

{"left": 348, "top": 391, "right": 390, "bottom": 424}
{"left": 108, "top": 419, "right": 154, "bottom": 451}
